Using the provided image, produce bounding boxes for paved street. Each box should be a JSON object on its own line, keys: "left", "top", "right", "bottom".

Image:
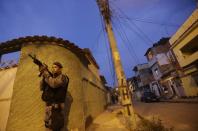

{"left": 133, "top": 101, "right": 198, "bottom": 131}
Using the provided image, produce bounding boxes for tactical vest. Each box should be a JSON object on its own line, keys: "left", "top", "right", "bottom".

{"left": 41, "top": 75, "right": 69, "bottom": 104}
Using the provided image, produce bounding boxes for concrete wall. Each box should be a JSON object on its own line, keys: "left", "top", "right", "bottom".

{"left": 169, "top": 9, "right": 198, "bottom": 97}
{"left": 6, "top": 42, "right": 106, "bottom": 131}
{"left": 80, "top": 51, "right": 107, "bottom": 129}
{"left": 181, "top": 75, "right": 198, "bottom": 96}
{"left": 172, "top": 25, "right": 198, "bottom": 68}
{"left": 152, "top": 43, "right": 169, "bottom": 55}
{"left": 0, "top": 67, "right": 17, "bottom": 131}
{"left": 82, "top": 79, "right": 106, "bottom": 128}
{"left": 169, "top": 9, "right": 198, "bottom": 45}
{"left": 156, "top": 53, "right": 170, "bottom": 66}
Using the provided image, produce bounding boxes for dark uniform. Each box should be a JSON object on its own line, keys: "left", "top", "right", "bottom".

{"left": 40, "top": 64, "right": 69, "bottom": 131}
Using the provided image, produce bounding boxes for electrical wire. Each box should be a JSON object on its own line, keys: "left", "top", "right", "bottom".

{"left": 99, "top": 12, "right": 116, "bottom": 86}
{"left": 91, "top": 28, "right": 103, "bottom": 53}
{"left": 111, "top": 18, "right": 140, "bottom": 65}
{"left": 110, "top": 3, "right": 154, "bottom": 44}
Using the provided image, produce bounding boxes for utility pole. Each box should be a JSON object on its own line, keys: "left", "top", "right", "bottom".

{"left": 0, "top": 54, "right": 2, "bottom": 63}
{"left": 96, "top": 0, "right": 136, "bottom": 126}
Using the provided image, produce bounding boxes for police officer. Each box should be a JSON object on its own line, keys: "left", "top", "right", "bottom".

{"left": 39, "top": 62, "right": 69, "bottom": 131}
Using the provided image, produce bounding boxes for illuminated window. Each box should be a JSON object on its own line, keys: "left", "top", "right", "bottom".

{"left": 154, "top": 68, "right": 159, "bottom": 76}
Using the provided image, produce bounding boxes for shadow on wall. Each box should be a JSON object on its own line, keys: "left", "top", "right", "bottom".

{"left": 64, "top": 91, "right": 73, "bottom": 131}
{"left": 85, "top": 115, "right": 94, "bottom": 130}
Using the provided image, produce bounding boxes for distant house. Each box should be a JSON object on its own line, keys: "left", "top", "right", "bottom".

{"left": 127, "top": 76, "right": 138, "bottom": 92}
{"left": 145, "top": 38, "right": 185, "bottom": 98}
{"left": 129, "top": 63, "right": 154, "bottom": 100}
{"left": 169, "top": 9, "right": 198, "bottom": 97}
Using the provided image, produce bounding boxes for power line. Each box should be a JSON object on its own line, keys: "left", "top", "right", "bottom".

{"left": 109, "top": 3, "right": 147, "bottom": 65}
{"left": 129, "top": 21, "right": 154, "bottom": 43}
{"left": 112, "top": 22, "right": 136, "bottom": 64}
{"left": 91, "top": 28, "right": 103, "bottom": 53}
{"left": 121, "top": 18, "right": 153, "bottom": 46}
{"left": 125, "top": 17, "right": 180, "bottom": 27}
{"left": 110, "top": 1, "right": 181, "bottom": 27}
{"left": 99, "top": 12, "right": 116, "bottom": 86}
{"left": 110, "top": 3, "right": 154, "bottom": 46}
{"left": 111, "top": 18, "right": 140, "bottom": 65}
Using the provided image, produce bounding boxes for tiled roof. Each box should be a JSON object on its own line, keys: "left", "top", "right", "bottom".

{"left": 0, "top": 35, "right": 100, "bottom": 68}
{"left": 0, "top": 35, "right": 83, "bottom": 55}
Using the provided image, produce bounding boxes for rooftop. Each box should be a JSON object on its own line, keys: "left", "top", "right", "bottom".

{"left": 144, "top": 37, "right": 170, "bottom": 56}
{"left": 0, "top": 35, "right": 99, "bottom": 69}
{"left": 169, "top": 9, "right": 198, "bottom": 46}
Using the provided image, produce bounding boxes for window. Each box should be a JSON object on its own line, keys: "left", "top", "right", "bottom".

{"left": 180, "top": 35, "right": 198, "bottom": 58}
{"left": 154, "top": 68, "right": 159, "bottom": 76}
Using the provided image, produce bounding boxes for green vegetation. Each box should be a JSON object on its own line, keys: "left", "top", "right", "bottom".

{"left": 117, "top": 113, "right": 174, "bottom": 131}
{"left": 135, "top": 114, "right": 174, "bottom": 131}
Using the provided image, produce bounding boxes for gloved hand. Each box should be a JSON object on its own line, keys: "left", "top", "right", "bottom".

{"left": 39, "top": 64, "right": 48, "bottom": 74}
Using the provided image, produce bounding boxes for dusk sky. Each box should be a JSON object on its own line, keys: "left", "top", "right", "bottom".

{"left": 0, "top": 0, "right": 196, "bottom": 86}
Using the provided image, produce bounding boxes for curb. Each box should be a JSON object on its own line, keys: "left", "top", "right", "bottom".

{"left": 160, "top": 99, "right": 198, "bottom": 104}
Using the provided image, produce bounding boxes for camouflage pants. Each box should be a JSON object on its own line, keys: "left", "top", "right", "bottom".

{"left": 45, "top": 103, "right": 65, "bottom": 131}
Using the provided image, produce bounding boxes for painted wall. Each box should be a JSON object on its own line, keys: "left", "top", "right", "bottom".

{"left": 0, "top": 67, "right": 17, "bottom": 131}
{"left": 156, "top": 53, "right": 170, "bottom": 66}
{"left": 172, "top": 26, "right": 198, "bottom": 68}
{"left": 170, "top": 9, "right": 198, "bottom": 97}
{"left": 169, "top": 9, "right": 198, "bottom": 45}
{"left": 181, "top": 75, "right": 198, "bottom": 96}
{"left": 6, "top": 41, "right": 107, "bottom": 131}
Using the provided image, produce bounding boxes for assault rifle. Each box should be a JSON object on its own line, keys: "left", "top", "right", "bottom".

{"left": 28, "top": 54, "right": 53, "bottom": 77}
